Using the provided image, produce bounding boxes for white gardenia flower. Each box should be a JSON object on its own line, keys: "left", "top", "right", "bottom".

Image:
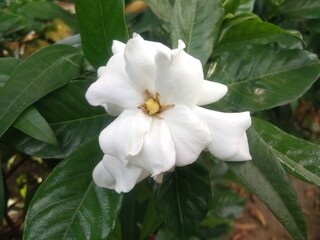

{"left": 86, "top": 34, "right": 252, "bottom": 193}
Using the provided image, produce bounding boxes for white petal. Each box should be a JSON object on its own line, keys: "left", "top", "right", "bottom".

{"left": 99, "top": 109, "right": 152, "bottom": 163}
{"left": 112, "top": 40, "right": 126, "bottom": 54}
{"left": 93, "top": 155, "right": 150, "bottom": 193}
{"left": 154, "top": 44, "right": 203, "bottom": 108}
{"left": 197, "top": 80, "right": 228, "bottom": 106}
{"left": 97, "top": 66, "right": 106, "bottom": 77}
{"left": 194, "top": 107, "right": 252, "bottom": 161}
{"left": 162, "top": 105, "right": 212, "bottom": 166}
{"left": 101, "top": 103, "right": 123, "bottom": 116}
{"left": 85, "top": 54, "right": 144, "bottom": 110}
{"left": 130, "top": 118, "right": 175, "bottom": 176}
{"left": 124, "top": 34, "right": 171, "bottom": 93}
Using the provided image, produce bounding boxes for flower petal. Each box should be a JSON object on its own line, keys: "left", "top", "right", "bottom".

{"left": 130, "top": 118, "right": 175, "bottom": 176}
{"left": 194, "top": 107, "right": 252, "bottom": 161}
{"left": 93, "top": 155, "right": 150, "bottom": 193}
{"left": 124, "top": 34, "right": 171, "bottom": 93}
{"left": 99, "top": 109, "right": 152, "bottom": 163}
{"left": 197, "top": 80, "right": 228, "bottom": 106}
{"left": 162, "top": 105, "right": 212, "bottom": 166}
{"left": 112, "top": 40, "right": 126, "bottom": 54}
{"left": 85, "top": 54, "right": 143, "bottom": 111}
{"left": 154, "top": 42, "right": 204, "bottom": 108}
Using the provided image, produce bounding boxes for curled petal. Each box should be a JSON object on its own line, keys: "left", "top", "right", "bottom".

{"left": 93, "top": 155, "right": 150, "bottom": 193}
{"left": 194, "top": 107, "right": 252, "bottom": 161}
{"left": 124, "top": 34, "right": 171, "bottom": 93}
{"left": 154, "top": 42, "right": 203, "bottom": 108}
{"left": 162, "top": 105, "right": 212, "bottom": 166}
{"left": 85, "top": 54, "right": 143, "bottom": 111}
{"left": 99, "top": 110, "right": 152, "bottom": 163}
{"left": 197, "top": 80, "right": 228, "bottom": 106}
{"left": 130, "top": 118, "right": 175, "bottom": 176}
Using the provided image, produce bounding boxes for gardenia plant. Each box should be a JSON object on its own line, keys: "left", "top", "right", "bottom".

{"left": 86, "top": 34, "right": 252, "bottom": 193}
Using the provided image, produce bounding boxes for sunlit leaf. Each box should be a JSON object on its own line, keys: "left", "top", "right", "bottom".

{"left": 23, "top": 138, "right": 123, "bottom": 239}
{"left": 227, "top": 127, "right": 307, "bottom": 240}
{"left": 208, "top": 44, "right": 320, "bottom": 112}
{"left": 0, "top": 44, "right": 83, "bottom": 138}
{"left": 13, "top": 106, "right": 58, "bottom": 145}
{"left": 154, "top": 161, "right": 211, "bottom": 239}
{"left": 253, "top": 118, "right": 320, "bottom": 185}
{"left": 75, "top": 0, "right": 128, "bottom": 69}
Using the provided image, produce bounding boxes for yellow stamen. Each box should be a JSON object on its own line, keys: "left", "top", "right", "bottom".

{"left": 145, "top": 98, "right": 160, "bottom": 115}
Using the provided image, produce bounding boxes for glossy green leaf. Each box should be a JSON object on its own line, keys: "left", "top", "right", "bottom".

{"left": 280, "top": 0, "right": 320, "bottom": 19}
{"left": 171, "top": 0, "right": 224, "bottom": 64}
{"left": 0, "top": 57, "right": 20, "bottom": 87}
{"left": 208, "top": 44, "right": 320, "bottom": 112}
{"left": 13, "top": 106, "right": 58, "bottom": 145}
{"left": 227, "top": 127, "right": 307, "bottom": 240}
{"left": 0, "top": 159, "right": 4, "bottom": 227}
{"left": 253, "top": 118, "right": 320, "bottom": 185}
{"left": 23, "top": 138, "right": 123, "bottom": 239}
{"left": 154, "top": 161, "right": 211, "bottom": 239}
{"left": 4, "top": 81, "right": 111, "bottom": 159}
{"left": 0, "top": 44, "right": 83, "bottom": 138}
{"left": 218, "top": 21, "right": 302, "bottom": 49}
{"left": 75, "top": 0, "right": 128, "bottom": 69}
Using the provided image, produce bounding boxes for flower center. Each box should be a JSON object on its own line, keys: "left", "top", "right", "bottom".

{"left": 139, "top": 90, "right": 174, "bottom": 116}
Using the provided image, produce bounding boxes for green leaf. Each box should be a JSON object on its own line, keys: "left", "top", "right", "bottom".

{"left": 154, "top": 161, "right": 211, "bottom": 239}
{"left": 280, "top": 0, "right": 320, "bottom": 19}
{"left": 143, "top": 0, "right": 173, "bottom": 23}
{"left": 218, "top": 21, "right": 302, "bottom": 49}
{"left": 208, "top": 44, "right": 320, "bottom": 112}
{"left": 253, "top": 118, "right": 320, "bottom": 185}
{"left": 23, "top": 138, "right": 123, "bottom": 239}
{"left": 13, "top": 106, "right": 58, "bottom": 145}
{"left": 4, "top": 81, "right": 111, "bottom": 159}
{"left": 236, "top": 0, "right": 255, "bottom": 14}
{"left": 0, "top": 57, "right": 20, "bottom": 87}
{"left": 18, "top": 1, "right": 77, "bottom": 29}
{"left": 171, "top": 0, "right": 224, "bottom": 64}
{"left": 0, "top": 159, "right": 4, "bottom": 227}
{"left": 222, "top": 0, "right": 241, "bottom": 15}
{"left": 0, "top": 10, "right": 24, "bottom": 36}
{"left": 75, "top": 0, "right": 128, "bottom": 69}
{"left": 227, "top": 127, "right": 307, "bottom": 240}
{"left": 0, "top": 44, "right": 83, "bottom": 139}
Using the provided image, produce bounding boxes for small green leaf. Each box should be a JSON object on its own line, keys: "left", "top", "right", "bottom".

{"left": 0, "top": 57, "right": 20, "bottom": 87}
{"left": 171, "top": 0, "right": 224, "bottom": 64}
{"left": 208, "top": 44, "right": 320, "bottom": 112}
{"left": 0, "top": 44, "right": 83, "bottom": 138}
{"left": 253, "top": 118, "right": 320, "bottom": 185}
{"left": 75, "top": 0, "right": 128, "bottom": 69}
{"left": 140, "top": 199, "right": 163, "bottom": 240}
{"left": 4, "top": 81, "right": 111, "bottom": 159}
{"left": 227, "top": 127, "right": 307, "bottom": 240}
{"left": 280, "top": 0, "right": 320, "bottom": 19}
{"left": 154, "top": 161, "right": 211, "bottom": 239}
{"left": 13, "top": 106, "right": 58, "bottom": 145}
{"left": 23, "top": 138, "right": 123, "bottom": 239}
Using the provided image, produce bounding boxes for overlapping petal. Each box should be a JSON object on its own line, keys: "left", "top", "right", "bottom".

{"left": 99, "top": 109, "right": 152, "bottom": 163}
{"left": 130, "top": 118, "right": 175, "bottom": 176}
{"left": 85, "top": 54, "right": 143, "bottom": 111}
{"left": 194, "top": 107, "right": 252, "bottom": 161}
{"left": 93, "top": 155, "right": 150, "bottom": 193}
{"left": 154, "top": 42, "right": 203, "bottom": 108}
{"left": 162, "top": 105, "right": 212, "bottom": 166}
{"left": 124, "top": 34, "right": 171, "bottom": 93}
